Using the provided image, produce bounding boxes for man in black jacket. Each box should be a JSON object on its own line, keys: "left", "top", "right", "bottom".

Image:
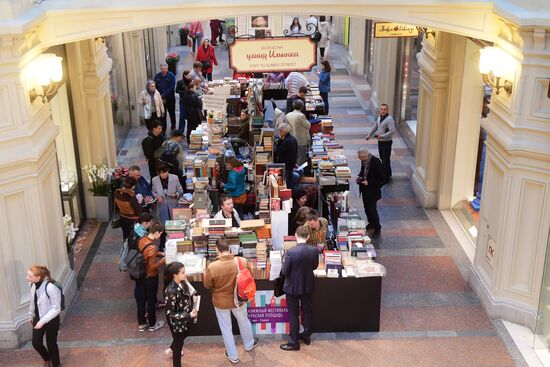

{"left": 275, "top": 123, "right": 298, "bottom": 189}
{"left": 285, "top": 86, "right": 307, "bottom": 115}
{"left": 356, "top": 148, "right": 384, "bottom": 239}
{"left": 280, "top": 225, "right": 319, "bottom": 351}
{"left": 141, "top": 121, "right": 165, "bottom": 181}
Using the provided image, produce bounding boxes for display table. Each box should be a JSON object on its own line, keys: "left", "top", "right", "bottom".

{"left": 187, "top": 277, "right": 381, "bottom": 336}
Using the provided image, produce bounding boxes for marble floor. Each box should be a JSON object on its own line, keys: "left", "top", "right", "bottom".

{"left": 0, "top": 25, "right": 527, "bottom": 366}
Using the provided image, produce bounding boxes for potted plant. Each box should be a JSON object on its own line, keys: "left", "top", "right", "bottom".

{"left": 82, "top": 164, "right": 114, "bottom": 222}
{"left": 63, "top": 215, "right": 78, "bottom": 269}
{"left": 178, "top": 27, "right": 189, "bottom": 46}
{"left": 165, "top": 52, "right": 180, "bottom": 75}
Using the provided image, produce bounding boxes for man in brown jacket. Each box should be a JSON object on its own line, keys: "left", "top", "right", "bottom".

{"left": 204, "top": 238, "right": 258, "bottom": 364}
{"left": 138, "top": 220, "right": 166, "bottom": 332}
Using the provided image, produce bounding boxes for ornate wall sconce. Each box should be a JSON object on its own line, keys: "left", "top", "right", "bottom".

{"left": 417, "top": 27, "right": 436, "bottom": 39}
{"left": 26, "top": 53, "right": 63, "bottom": 103}
{"left": 479, "top": 46, "right": 514, "bottom": 95}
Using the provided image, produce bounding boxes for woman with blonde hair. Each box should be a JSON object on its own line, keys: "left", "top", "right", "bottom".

{"left": 26, "top": 265, "right": 62, "bottom": 367}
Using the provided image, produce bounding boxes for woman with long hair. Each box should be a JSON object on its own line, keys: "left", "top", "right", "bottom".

{"left": 164, "top": 262, "right": 197, "bottom": 367}
{"left": 289, "top": 17, "right": 302, "bottom": 35}
{"left": 317, "top": 59, "right": 332, "bottom": 114}
{"left": 27, "top": 265, "right": 62, "bottom": 367}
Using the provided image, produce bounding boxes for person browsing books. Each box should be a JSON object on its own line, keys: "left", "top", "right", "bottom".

{"left": 204, "top": 238, "right": 259, "bottom": 364}
{"left": 280, "top": 225, "right": 319, "bottom": 351}
{"left": 214, "top": 194, "right": 241, "bottom": 227}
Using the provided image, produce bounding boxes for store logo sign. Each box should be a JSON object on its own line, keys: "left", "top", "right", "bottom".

{"left": 374, "top": 22, "right": 419, "bottom": 38}
{"left": 229, "top": 37, "right": 317, "bottom": 73}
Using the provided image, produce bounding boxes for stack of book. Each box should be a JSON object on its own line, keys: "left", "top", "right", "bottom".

{"left": 283, "top": 236, "right": 297, "bottom": 250}
{"left": 320, "top": 118, "right": 333, "bottom": 134}
{"left": 260, "top": 128, "right": 274, "bottom": 152}
{"left": 175, "top": 239, "right": 193, "bottom": 253}
{"left": 191, "top": 226, "right": 208, "bottom": 256}
{"left": 239, "top": 232, "right": 258, "bottom": 259}
{"left": 165, "top": 220, "right": 187, "bottom": 238}
{"left": 189, "top": 129, "right": 204, "bottom": 150}
{"left": 258, "top": 195, "right": 270, "bottom": 222}
{"left": 256, "top": 240, "right": 268, "bottom": 268}
{"left": 335, "top": 166, "right": 352, "bottom": 179}
{"left": 256, "top": 152, "right": 270, "bottom": 165}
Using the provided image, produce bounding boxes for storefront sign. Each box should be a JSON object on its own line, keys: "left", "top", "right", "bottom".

{"left": 229, "top": 37, "right": 317, "bottom": 73}
{"left": 247, "top": 290, "right": 289, "bottom": 334}
{"left": 374, "top": 22, "right": 419, "bottom": 38}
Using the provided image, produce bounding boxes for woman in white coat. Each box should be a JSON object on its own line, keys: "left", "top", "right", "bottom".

{"left": 27, "top": 265, "right": 62, "bottom": 367}
{"left": 152, "top": 166, "right": 184, "bottom": 224}
{"left": 138, "top": 80, "right": 165, "bottom": 131}
{"left": 318, "top": 16, "right": 332, "bottom": 59}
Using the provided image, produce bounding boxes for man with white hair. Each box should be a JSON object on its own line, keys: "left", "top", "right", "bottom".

{"left": 356, "top": 148, "right": 384, "bottom": 239}
{"left": 154, "top": 63, "right": 177, "bottom": 132}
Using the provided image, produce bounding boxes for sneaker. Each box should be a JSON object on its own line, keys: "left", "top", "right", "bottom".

{"left": 224, "top": 350, "right": 240, "bottom": 364}
{"left": 165, "top": 348, "right": 184, "bottom": 357}
{"left": 138, "top": 324, "right": 147, "bottom": 332}
{"left": 148, "top": 320, "right": 165, "bottom": 331}
{"left": 245, "top": 338, "right": 259, "bottom": 352}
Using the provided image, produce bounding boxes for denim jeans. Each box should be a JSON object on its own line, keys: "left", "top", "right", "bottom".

{"left": 178, "top": 102, "right": 186, "bottom": 134}
{"left": 214, "top": 304, "right": 255, "bottom": 360}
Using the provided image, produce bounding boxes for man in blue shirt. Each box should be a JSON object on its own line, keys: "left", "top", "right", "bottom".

{"left": 128, "top": 165, "right": 154, "bottom": 201}
{"left": 154, "top": 63, "right": 177, "bottom": 132}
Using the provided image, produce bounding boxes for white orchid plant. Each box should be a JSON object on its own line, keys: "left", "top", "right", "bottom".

{"left": 63, "top": 215, "right": 78, "bottom": 253}
{"left": 82, "top": 164, "right": 114, "bottom": 196}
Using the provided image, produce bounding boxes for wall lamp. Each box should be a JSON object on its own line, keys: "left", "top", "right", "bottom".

{"left": 479, "top": 46, "right": 514, "bottom": 95}
{"left": 417, "top": 27, "right": 436, "bottom": 39}
{"left": 26, "top": 53, "right": 63, "bottom": 103}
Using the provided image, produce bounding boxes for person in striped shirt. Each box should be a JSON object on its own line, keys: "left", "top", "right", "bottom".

{"left": 285, "top": 72, "right": 308, "bottom": 97}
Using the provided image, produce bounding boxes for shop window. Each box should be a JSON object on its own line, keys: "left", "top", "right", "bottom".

{"left": 50, "top": 84, "right": 83, "bottom": 226}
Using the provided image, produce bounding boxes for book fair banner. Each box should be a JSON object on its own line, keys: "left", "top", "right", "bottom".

{"left": 247, "top": 290, "right": 289, "bottom": 334}
{"left": 374, "top": 22, "right": 419, "bottom": 38}
{"left": 229, "top": 37, "right": 317, "bottom": 73}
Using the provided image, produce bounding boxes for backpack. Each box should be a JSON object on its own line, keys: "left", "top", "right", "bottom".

{"left": 45, "top": 280, "right": 65, "bottom": 311}
{"left": 117, "top": 239, "right": 129, "bottom": 272}
{"left": 313, "top": 31, "right": 322, "bottom": 42}
{"left": 124, "top": 243, "right": 153, "bottom": 279}
{"left": 234, "top": 257, "right": 256, "bottom": 306}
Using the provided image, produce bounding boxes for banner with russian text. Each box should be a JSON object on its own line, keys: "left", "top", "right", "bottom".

{"left": 247, "top": 290, "right": 289, "bottom": 334}
{"left": 229, "top": 37, "right": 317, "bottom": 73}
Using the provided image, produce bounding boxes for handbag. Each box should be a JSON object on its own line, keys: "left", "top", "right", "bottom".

{"left": 187, "top": 37, "right": 192, "bottom": 48}
{"left": 232, "top": 192, "right": 247, "bottom": 205}
{"left": 313, "top": 31, "right": 322, "bottom": 42}
{"left": 201, "top": 60, "right": 211, "bottom": 69}
{"left": 274, "top": 275, "right": 285, "bottom": 297}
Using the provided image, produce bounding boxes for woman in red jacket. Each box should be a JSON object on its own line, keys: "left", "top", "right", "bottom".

{"left": 196, "top": 39, "right": 218, "bottom": 82}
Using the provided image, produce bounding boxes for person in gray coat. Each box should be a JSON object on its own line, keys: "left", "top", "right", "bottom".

{"left": 367, "top": 103, "right": 395, "bottom": 184}
{"left": 280, "top": 225, "right": 319, "bottom": 351}
{"left": 152, "top": 166, "right": 183, "bottom": 224}
{"left": 285, "top": 99, "right": 311, "bottom": 165}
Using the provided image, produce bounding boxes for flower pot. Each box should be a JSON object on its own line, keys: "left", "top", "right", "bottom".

{"left": 67, "top": 245, "right": 75, "bottom": 270}
{"left": 167, "top": 61, "right": 177, "bottom": 75}
{"left": 93, "top": 195, "right": 111, "bottom": 222}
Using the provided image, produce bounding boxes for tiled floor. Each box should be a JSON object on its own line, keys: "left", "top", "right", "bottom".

{"left": 0, "top": 24, "right": 526, "bottom": 366}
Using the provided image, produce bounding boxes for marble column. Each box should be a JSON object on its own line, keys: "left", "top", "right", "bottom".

{"left": 345, "top": 18, "right": 366, "bottom": 75}
{"left": 122, "top": 31, "right": 148, "bottom": 125}
{"left": 66, "top": 37, "right": 116, "bottom": 219}
{"left": 470, "top": 26, "right": 550, "bottom": 330}
{"left": 411, "top": 32, "right": 452, "bottom": 208}
{"left": 371, "top": 37, "right": 399, "bottom": 109}
{"left": 0, "top": 33, "right": 76, "bottom": 347}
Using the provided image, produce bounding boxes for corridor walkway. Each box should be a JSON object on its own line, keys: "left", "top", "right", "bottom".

{"left": 0, "top": 30, "right": 525, "bottom": 367}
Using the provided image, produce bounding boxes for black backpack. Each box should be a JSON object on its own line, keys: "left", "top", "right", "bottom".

{"left": 45, "top": 280, "right": 66, "bottom": 311}
{"left": 124, "top": 243, "right": 153, "bottom": 279}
